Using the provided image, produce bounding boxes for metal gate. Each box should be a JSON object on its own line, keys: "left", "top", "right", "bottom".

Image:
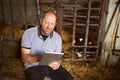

{"left": 58, "top": 0, "right": 105, "bottom": 61}
{"left": 38, "top": 0, "right": 105, "bottom": 61}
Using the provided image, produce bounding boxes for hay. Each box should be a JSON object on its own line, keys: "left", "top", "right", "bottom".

{"left": 0, "top": 58, "right": 120, "bottom": 80}
{"left": 62, "top": 28, "right": 72, "bottom": 43}
{"left": 0, "top": 58, "right": 25, "bottom": 79}
{"left": 61, "top": 61, "right": 120, "bottom": 80}
{"left": 0, "top": 24, "right": 24, "bottom": 38}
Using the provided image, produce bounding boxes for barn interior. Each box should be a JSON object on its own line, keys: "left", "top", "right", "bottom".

{"left": 0, "top": 0, "right": 120, "bottom": 80}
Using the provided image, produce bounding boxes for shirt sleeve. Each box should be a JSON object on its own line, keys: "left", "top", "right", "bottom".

{"left": 54, "top": 34, "right": 62, "bottom": 53}
{"left": 21, "top": 29, "right": 32, "bottom": 49}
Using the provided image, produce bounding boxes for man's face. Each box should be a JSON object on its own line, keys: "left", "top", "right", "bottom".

{"left": 40, "top": 13, "right": 56, "bottom": 36}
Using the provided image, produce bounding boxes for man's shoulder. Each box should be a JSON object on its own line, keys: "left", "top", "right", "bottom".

{"left": 53, "top": 31, "right": 61, "bottom": 39}
{"left": 24, "top": 26, "right": 37, "bottom": 33}
{"left": 53, "top": 31, "right": 60, "bottom": 36}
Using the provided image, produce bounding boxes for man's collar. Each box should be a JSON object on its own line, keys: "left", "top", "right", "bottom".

{"left": 38, "top": 25, "right": 53, "bottom": 38}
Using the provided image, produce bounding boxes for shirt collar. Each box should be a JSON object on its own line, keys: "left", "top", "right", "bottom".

{"left": 38, "top": 25, "right": 53, "bottom": 38}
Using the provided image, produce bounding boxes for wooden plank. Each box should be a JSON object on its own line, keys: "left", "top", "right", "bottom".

{"left": 9, "top": 0, "right": 14, "bottom": 37}
{"left": 24, "top": 0, "right": 27, "bottom": 24}
{"left": 0, "top": 0, "right": 4, "bottom": 23}
{"left": 0, "top": 34, "right": 3, "bottom": 66}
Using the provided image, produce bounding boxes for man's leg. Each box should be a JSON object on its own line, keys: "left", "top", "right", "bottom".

{"left": 47, "top": 66, "right": 74, "bottom": 80}
{"left": 25, "top": 65, "right": 53, "bottom": 80}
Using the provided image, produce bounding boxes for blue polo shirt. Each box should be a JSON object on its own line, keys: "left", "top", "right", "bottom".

{"left": 21, "top": 26, "right": 62, "bottom": 69}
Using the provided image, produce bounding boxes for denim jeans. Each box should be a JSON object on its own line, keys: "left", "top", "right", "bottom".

{"left": 25, "top": 65, "right": 73, "bottom": 80}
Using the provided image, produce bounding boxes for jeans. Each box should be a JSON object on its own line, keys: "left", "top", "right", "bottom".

{"left": 25, "top": 65, "right": 73, "bottom": 80}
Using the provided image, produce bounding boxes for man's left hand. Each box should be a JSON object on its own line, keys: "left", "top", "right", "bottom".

{"left": 48, "top": 61, "right": 61, "bottom": 70}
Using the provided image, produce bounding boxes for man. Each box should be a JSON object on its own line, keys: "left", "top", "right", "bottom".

{"left": 21, "top": 10, "right": 73, "bottom": 80}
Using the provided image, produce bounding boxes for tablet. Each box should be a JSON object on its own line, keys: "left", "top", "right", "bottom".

{"left": 39, "top": 52, "right": 64, "bottom": 65}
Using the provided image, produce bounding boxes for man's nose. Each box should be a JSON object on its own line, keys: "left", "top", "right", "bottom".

{"left": 47, "top": 23, "right": 51, "bottom": 28}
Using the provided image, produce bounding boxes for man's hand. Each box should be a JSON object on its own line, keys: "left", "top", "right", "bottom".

{"left": 48, "top": 61, "right": 61, "bottom": 70}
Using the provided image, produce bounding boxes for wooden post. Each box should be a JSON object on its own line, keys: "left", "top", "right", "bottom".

{"left": 0, "top": 0, "right": 4, "bottom": 23}
{"left": 0, "top": 33, "right": 3, "bottom": 68}
{"left": 9, "top": 0, "right": 14, "bottom": 37}
{"left": 24, "top": 0, "right": 27, "bottom": 27}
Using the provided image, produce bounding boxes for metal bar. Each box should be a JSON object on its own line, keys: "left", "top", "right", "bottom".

{"left": 91, "top": 8, "right": 101, "bottom": 10}
{"left": 63, "top": 15, "right": 74, "bottom": 17}
{"left": 92, "top": 0, "right": 102, "bottom": 2}
{"left": 0, "top": 0, "right": 4, "bottom": 23}
{"left": 39, "top": 3, "right": 55, "bottom": 4}
{"left": 90, "top": 16, "right": 100, "bottom": 18}
{"left": 72, "top": 0, "right": 77, "bottom": 46}
{"left": 72, "top": 0, "right": 77, "bottom": 59}
{"left": 72, "top": 45, "right": 98, "bottom": 48}
{"left": 63, "top": 23, "right": 99, "bottom": 26}
{"left": 89, "top": 24, "right": 99, "bottom": 26}
{"left": 95, "top": 0, "right": 105, "bottom": 61}
{"left": 84, "top": 0, "right": 91, "bottom": 60}
{"left": 63, "top": 15, "right": 100, "bottom": 18}
{"left": 63, "top": 23, "right": 86, "bottom": 26}
{"left": 9, "top": 0, "right": 14, "bottom": 37}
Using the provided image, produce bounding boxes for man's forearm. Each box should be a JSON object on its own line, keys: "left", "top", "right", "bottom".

{"left": 22, "top": 54, "right": 41, "bottom": 63}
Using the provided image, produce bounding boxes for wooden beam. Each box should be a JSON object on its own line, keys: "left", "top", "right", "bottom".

{"left": 0, "top": 0, "right": 4, "bottom": 23}
{"left": 9, "top": 0, "right": 14, "bottom": 37}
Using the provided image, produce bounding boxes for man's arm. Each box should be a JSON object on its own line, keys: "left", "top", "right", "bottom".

{"left": 21, "top": 48, "right": 41, "bottom": 64}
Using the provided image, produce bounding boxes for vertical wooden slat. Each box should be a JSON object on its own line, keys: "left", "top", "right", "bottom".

{"left": 58, "top": 0, "right": 63, "bottom": 36}
{"left": 96, "top": 0, "right": 105, "bottom": 61}
{"left": 84, "top": 0, "right": 91, "bottom": 59}
{"left": 0, "top": 0, "right": 4, "bottom": 23}
{"left": 35, "top": 0, "right": 40, "bottom": 25}
{"left": 39, "top": 0, "right": 42, "bottom": 16}
{"left": 72, "top": 0, "right": 77, "bottom": 46}
{"left": 9, "top": 0, "right": 14, "bottom": 37}
{"left": 72, "top": 0, "right": 77, "bottom": 59}
{"left": 0, "top": 34, "right": 3, "bottom": 67}
{"left": 24, "top": 0, "right": 27, "bottom": 25}
{"left": 55, "top": 0, "right": 59, "bottom": 34}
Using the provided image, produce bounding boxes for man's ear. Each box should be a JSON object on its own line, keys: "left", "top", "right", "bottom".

{"left": 40, "top": 19, "right": 42, "bottom": 24}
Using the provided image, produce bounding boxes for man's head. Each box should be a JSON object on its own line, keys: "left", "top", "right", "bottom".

{"left": 40, "top": 10, "right": 57, "bottom": 36}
